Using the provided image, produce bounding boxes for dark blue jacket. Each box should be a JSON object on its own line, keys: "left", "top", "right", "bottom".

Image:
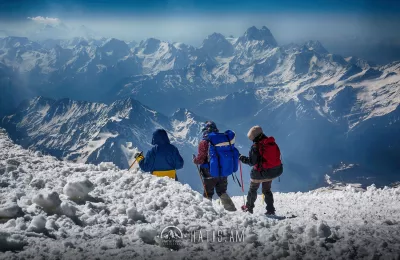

{"left": 138, "top": 129, "right": 184, "bottom": 172}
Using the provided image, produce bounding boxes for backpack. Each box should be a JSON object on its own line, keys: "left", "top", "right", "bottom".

{"left": 255, "top": 136, "right": 282, "bottom": 171}
{"left": 205, "top": 130, "right": 239, "bottom": 178}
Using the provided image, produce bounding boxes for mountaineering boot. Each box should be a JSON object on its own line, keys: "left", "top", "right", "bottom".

{"left": 220, "top": 193, "right": 237, "bottom": 211}
{"left": 265, "top": 210, "right": 275, "bottom": 216}
{"left": 241, "top": 205, "right": 253, "bottom": 214}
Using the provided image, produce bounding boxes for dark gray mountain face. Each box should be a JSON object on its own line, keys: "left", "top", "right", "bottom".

{"left": 1, "top": 26, "right": 399, "bottom": 192}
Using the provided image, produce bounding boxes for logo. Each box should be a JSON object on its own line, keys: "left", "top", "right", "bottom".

{"left": 159, "top": 226, "right": 183, "bottom": 249}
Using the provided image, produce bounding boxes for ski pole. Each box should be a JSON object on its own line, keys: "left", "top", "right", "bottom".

{"left": 193, "top": 154, "right": 209, "bottom": 199}
{"left": 239, "top": 160, "right": 244, "bottom": 192}
{"left": 239, "top": 160, "right": 246, "bottom": 205}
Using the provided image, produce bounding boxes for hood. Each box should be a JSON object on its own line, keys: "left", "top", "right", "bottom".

{"left": 254, "top": 134, "right": 269, "bottom": 143}
{"left": 247, "top": 125, "right": 263, "bottom": 141}
{"left": 152, "top": 129, "right": 170, "bottom": 145}
{"left": 265, "top": 136, "right": 275, "bottom": 143}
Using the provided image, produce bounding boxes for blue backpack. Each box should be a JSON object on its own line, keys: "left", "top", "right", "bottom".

{"left": 203, "top": 130, "right": 240, "bottom": 177}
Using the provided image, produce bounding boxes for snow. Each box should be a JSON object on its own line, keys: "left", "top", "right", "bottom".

{"left": 126, "top": 206, "right": 145, "bottom": 221}
{"left": 119, "top": 142, "right": 138, "bottom": 168}
{"left": 27, "top": 215, "right": 47, "bottom": 233}
{"left": 79, "top": 132, "right": 118, "bottom": 162}
{"left": 0, "top": 232, "right": 27, "bottom": 252}
{"left": 32, "top": 191, "right": 62, "bottom": 213}
{"left": 0, "top": 203, "right": 22, "bottom": 218}
{"left": 63, "top": 178, "right": 94, "bottom": 201}
{"left": 1, "top": 30, "right": 399, "bottom": 126}
{"left": 0, "top": 129, "right": 400, "bottom": 259}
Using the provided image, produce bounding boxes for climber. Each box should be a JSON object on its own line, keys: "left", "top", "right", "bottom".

{"left": 193, "top": 121, "right": 238, "bottom": 211}
{"left": 134, "top": 129, "right": 184, "bottom": 180}
{"left": 239, "top": 126, "right": 283, "bottom": 215}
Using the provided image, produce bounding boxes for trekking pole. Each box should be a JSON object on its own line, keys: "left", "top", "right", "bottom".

{"left": 129, "top": 159, "right": 138, "bottom": 170}
{"left": 239, "top": 161, "right": 244, "bottom": 193}
{"left": 193, "top": 154, "right": 209, "bottom": 199}
{"left": 239, "top": 160, "right": 246, "bottom": 205}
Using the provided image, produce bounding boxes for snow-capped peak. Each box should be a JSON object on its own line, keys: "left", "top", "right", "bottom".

{"left": 303, "top": 40, "right": 328, "bottom": 54}
{"left": 138, "top": 38, "right": 163, "bottom": 54}
{"left": 200, "top": 32, "right": 234, "bottom": 57}
{"left": 171, "top": 108, "right": 199, "bottom": 122}
{"left": 100, "top": 38, "right": 130, "bottom": 53}
{"left": 238, "top": 26, "right": 278, "bottom": 47}
{"left": 202, "top": 32, "right": 227, "bottom": 43}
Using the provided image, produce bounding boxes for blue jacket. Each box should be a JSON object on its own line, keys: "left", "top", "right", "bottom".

{"left": 201, "top": 130, "right": 239, "bottom": 177}
{"left": 138, "top": 129, "right": 184, "bottom": 172}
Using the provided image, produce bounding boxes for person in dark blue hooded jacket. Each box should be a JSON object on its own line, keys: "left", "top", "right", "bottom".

{"left": 134, "top": 129, "right": 184, "bottom": 180}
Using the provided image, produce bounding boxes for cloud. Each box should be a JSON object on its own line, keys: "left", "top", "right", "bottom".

{"left": 27, "top": 16, "right": 61, "bottom": 25}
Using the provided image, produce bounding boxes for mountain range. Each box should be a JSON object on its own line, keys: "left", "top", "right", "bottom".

{"left": 0, "top": 96, "right": 214, "bottom": 192}
{"left": 1, "top": 26, "right": 399, "bottom": 192}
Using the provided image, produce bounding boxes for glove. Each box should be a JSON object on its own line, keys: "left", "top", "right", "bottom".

{"left": 134, "top": 152, "right": 143, "bottom": 159}
{"left": 134, "top": 152, "right": 144, "bottom": 162}
{"left": 239, "top": 155, "right": 247, "bottom": 163}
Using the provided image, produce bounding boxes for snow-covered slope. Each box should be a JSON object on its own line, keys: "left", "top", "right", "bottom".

{"left": 1, "top": 129, "right": 400, "bottom": 259}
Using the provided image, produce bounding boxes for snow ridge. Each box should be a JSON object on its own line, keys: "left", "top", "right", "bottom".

{"left": 1, "top": 129, "right": 400, "bottom": 259}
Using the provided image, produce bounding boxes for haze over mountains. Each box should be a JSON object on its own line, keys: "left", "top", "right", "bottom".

{"left": 1, "top": 25, "right": 399, "bottom": 193}
{"left": 1, "top": 95, "right": 214, "bottom": 191}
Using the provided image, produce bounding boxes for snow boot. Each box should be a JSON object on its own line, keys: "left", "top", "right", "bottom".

{"left": 241, "top": 205, "right": 253, "bottom": 214}
{"left": 265, "top": 210, "right": 275, "bottom": 216}
{"left": 220, "top": 193, "right": 237, "bottom": 211}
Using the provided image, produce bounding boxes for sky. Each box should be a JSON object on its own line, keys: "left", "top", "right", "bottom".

{"left": 1, "top": 0, "right": 400, "bottom": 63}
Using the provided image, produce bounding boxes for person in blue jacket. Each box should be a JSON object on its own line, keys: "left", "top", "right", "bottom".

{"left": 134, "top": 129, "right": 184, "bottom": 180}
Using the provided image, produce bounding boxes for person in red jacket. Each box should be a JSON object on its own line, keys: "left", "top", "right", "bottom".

{"left": 239, "top": 126, "right": 283, "bottom": 215}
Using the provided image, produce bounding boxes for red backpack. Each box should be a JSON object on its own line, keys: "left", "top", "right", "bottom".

{"left": 255, "top": 136, "right": 282, "bottom": 171}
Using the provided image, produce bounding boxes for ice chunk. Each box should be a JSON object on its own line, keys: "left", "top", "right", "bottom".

{"left": 63, "top": 241, "right": 75, "bottom": 248}
{"left": 15, "top": 217, "right": 27, "bottom": 230}
{"left": 45, "top": 219, "right": 59, "bottom": 231}
{"left": 98, "top": 162, "right": 118, "bottom": 171}
{"left": 60, "top": 201, "right": 77, "bottom": 217}
{"left": 32, "top": 191, "right": 61, "bottom": 213}
{"left": 6, "top": 165, "right": 18, "bottom": 173}
{"left": 115, "top": 237, "right": 124, "bottom": 248}
{"left": 136, "top": 227, "right": 157, "bottom": 244}
{"left": 126, "top": 206, "right": 145, "bottom": 221}
{"left": 63, "top": 178, "right": 94, "bottom": 201}
{"left": 27, "top": 215, "right": 47, "bottom": 233}
{"left": 0, "top": 232, "right": 27, "bottom": 252}
{"left": 318, "top": 222, "right": 332, "bottom": 238}
{"left": 6, "top": 159, "right": 21, "bottom": 167}
{"left": 0, "top": 203, "right": 23, "bottom": 218}
{"left": 30, "top": 178, "right": 45, "bottom": 189}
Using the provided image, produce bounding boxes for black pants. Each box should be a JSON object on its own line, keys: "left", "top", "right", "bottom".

{"left": 201, "top": 168, "right": 227, "bottom": 199}
{"left": 246, "top": 181, "right": 275, "bottom": 212}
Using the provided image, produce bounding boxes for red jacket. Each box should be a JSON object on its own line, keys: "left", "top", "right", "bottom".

{"left": 193, "top": 140, "right": 209, "bottom": 165}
